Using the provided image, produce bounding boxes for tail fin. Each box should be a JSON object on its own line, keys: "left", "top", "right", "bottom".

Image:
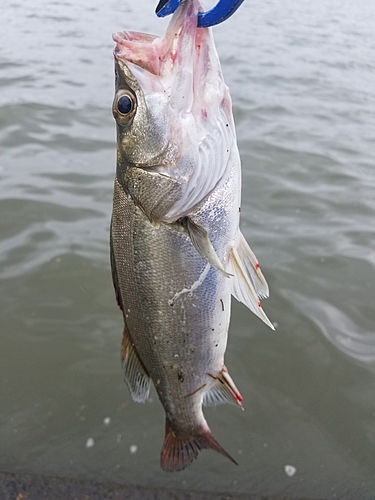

{"left": 160, "top": 420, "right": 238, "bottom": 472}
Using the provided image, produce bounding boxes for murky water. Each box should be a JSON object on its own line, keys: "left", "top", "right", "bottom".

{"left": 1, "top": 0, "right": 375, "bottom": 498}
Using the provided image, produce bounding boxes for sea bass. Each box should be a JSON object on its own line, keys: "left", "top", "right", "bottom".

{"left": 110, "top": 0, "right": 273, "bottom": 472}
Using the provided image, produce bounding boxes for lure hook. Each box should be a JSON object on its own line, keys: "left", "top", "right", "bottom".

{"left": 155, "top": 0, "right": 245, "bottom": 28}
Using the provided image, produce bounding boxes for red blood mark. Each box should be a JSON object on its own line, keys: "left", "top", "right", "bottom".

{"left": 236, "top": 392, "right": 243, "bottom": 402}
{"left": 255, "top": 262, "right": 260, "bottom": 270}
{"left": 257, "top": 301, "right": 261, "bottom": 308}
{"left": 170, "top": 51, "right": 177, "bottom": 64}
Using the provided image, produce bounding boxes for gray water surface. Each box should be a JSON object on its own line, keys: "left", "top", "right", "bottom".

{"left": 1, "top": 0, "right": 375, "bottom": 498}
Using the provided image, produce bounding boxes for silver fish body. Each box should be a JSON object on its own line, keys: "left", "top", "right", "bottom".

{"left": 110, "top": 0, "right": 273, "bottom": 472}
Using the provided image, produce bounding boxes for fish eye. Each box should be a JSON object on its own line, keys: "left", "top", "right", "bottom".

{"left": 117, "top": 94, "right": 135, "bottom": 116}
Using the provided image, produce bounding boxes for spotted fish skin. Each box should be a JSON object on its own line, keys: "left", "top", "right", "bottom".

{"left": 110, "top": 0, "right": 273, "bottom": 472}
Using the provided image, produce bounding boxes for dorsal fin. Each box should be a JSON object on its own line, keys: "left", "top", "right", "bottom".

{"left": 110, "top": 229, "right": 123, "bottom": 311}
{"left": 121, "top": 327, "right": 151, "bottom": 403}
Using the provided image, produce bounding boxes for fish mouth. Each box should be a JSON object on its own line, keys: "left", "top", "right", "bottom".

{"left": 113, "top": 0, "right": 200, "bottom": 76}
{"left": 113, "top": 31, "right": 161, "bottom": 75}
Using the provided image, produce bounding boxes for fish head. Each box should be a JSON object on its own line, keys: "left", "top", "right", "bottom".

{"left": 113, "top": 52, "right": 171, "bottom": 167}
{"left": 113, "top": 0, "right": 236, "bottom": 218}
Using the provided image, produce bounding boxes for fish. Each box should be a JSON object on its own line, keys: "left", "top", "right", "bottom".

{"left": 110, "top": 0, "right": 274, "bottom": 472}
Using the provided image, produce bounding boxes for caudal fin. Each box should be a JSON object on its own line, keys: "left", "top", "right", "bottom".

{"left": 160, "top": 421, "right": 238, "bottom": 472}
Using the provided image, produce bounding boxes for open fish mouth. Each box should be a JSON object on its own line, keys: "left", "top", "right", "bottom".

{"left": 113, "top": 1, "right": 199, "bottom": 76}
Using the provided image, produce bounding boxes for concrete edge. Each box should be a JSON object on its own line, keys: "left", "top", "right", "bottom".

{"left": 0, "top": 470, "right": 320, "bottom": 500}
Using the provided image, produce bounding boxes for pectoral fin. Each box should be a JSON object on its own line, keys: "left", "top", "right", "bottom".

{"left": 121, "top": 327, "right": 151, "bottom": 403}
{"left": 229, "top": 231, "right": 274, "bottom": 330}
{"left": 182, "top": 217, "right": 231, "bottom": 278}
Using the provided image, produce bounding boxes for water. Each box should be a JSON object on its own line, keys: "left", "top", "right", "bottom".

{"left": 1, "top": 0, "right": 375, "bottom": 497}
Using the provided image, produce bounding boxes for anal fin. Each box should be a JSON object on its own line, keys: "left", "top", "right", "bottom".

{"left": 203, "top": 367, "right": 243, "bottom": 408}
{"left": 121, "top": 326, "right": 151, "bottom": 403}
